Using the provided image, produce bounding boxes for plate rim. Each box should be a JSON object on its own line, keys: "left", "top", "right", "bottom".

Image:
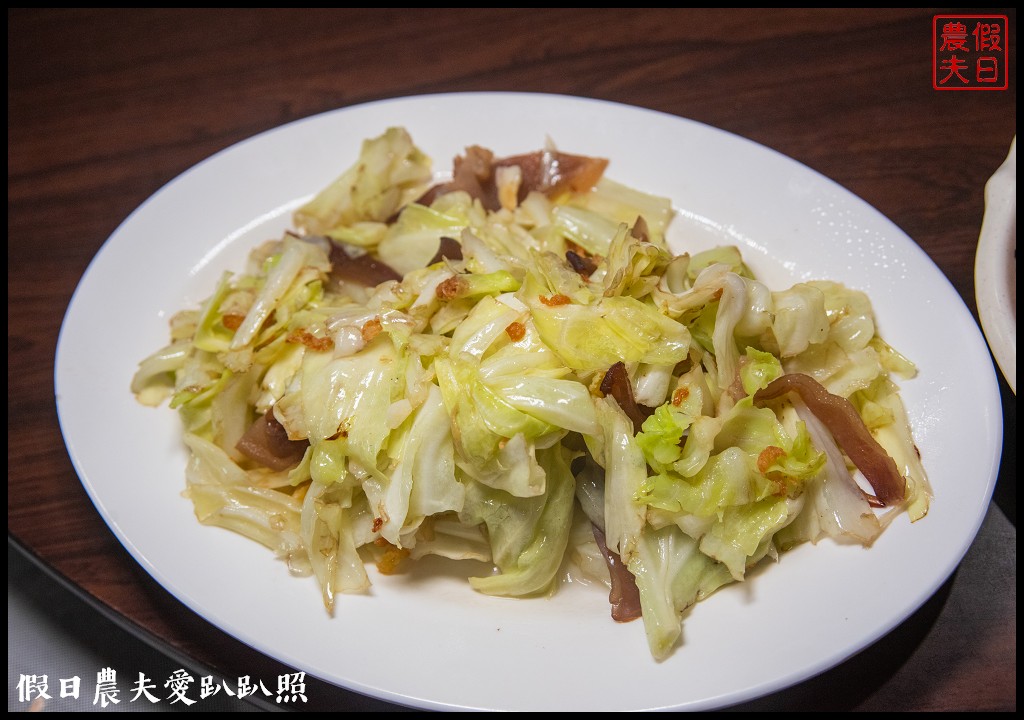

{"left": 974, "top": 136, "right": 1016, "bottom": 393}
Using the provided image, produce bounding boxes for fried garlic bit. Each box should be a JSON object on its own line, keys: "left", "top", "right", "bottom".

{"left": 374, "top": 538, "right": 410, "bottom": 575}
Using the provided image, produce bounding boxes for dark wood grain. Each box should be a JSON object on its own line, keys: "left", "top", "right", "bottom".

{"left": 8, "top": 8, "right": 1016, "bottom": 711}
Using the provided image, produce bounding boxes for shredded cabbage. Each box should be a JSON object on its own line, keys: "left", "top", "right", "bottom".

{"left": 133, "top": 127, "right": 930, "bottom": 659}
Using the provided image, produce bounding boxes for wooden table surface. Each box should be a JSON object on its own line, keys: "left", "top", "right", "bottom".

{"left": 8, "top": 8, "right": 1016, "bottom": 711}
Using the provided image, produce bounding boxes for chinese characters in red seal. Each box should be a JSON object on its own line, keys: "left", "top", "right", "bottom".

{"left": 933, "top": 15, "right": 1009, "bottom": 90}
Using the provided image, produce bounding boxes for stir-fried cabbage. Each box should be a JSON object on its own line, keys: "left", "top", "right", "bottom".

{"left": 133, "top": 128, "right": 930, "bottom": 660}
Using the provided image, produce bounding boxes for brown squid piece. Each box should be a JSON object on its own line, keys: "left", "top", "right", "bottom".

{"left": 592, "top": 524, "right": 642, "bottom": 622}
{"left": 236, "top": 409, "right": 309, "bottom": 471}
{"left": 600, "top": 361, "right": 654, "bottom": 435}
{"left": 426, "top": 236, "right": 464, "bottom": 266}
{"left": 753, "top": 373, "right": 906, "bottom": 505}
{"left": 415, "top": 146, "right": 609, "bottom": 212}
{"left": 328, "top": 240, "right": 402, "bottom": 286}
{"left": 566, "top": 249, "right": 599, "bottom": 279}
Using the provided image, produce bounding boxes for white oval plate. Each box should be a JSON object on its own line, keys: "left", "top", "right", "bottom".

{"left": 55, "top": 93, "right": 1002, "bottom": 711}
